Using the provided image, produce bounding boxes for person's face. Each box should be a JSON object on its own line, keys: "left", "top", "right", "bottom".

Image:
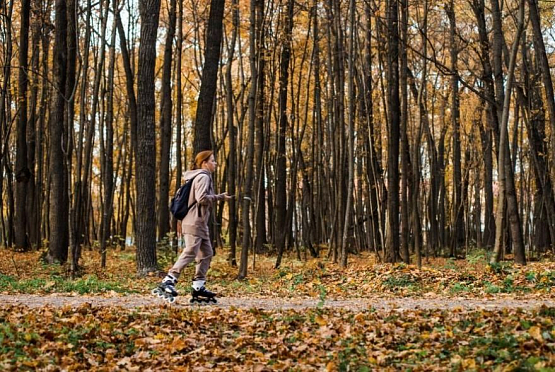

{"left": 202, "top": 155, "right": 217, "bottom": 173}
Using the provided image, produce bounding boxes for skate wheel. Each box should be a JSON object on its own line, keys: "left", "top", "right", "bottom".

{"left": 166, "top": 296, "right": 176, "bottom": 304}
{"left": 152, "top": 288, "right": 160, "bottom": 295}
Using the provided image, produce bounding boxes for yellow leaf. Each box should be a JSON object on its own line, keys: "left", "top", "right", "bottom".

{"left": 502, "top": 360, "right": 519, "bottom": 372}
{"left": 171, "top": 337, "right": 188, "bottom": 352}
{"left": 463, "top": 358, "right": 476, "bottom": 369}
{"left": 22, "top": 360, "right": 38, "bottom": 367}
{"left": 315, "top": 316, "right": 327, "bottom": 326}
{"left": 326, "top": 361, "right": 336, "bottom": 372}
{"left": 529, "top": 326, "right": 543, "bottom": 342}
{"left": 354, "top": 313, "right": 365, "bottom": 323}
{"left": 105, "top": 349, "right": 117, "bottom": 361}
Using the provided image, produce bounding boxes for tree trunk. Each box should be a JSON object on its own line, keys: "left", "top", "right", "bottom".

{"left": 399, "top": 0, "right": 410, "bottom": 263}
{"left": 274, "top": 0, "right": 294, "bottom": 269}
{"left": 193, "top": 0, "right": 226, "bottom": 153}
{"left": 26, "top": 13, "right": 41, "bottom": 248}
{"left": 446, "top": 0, "right": 464, "bottom": 256}
{"left": 172, "top": 0, "right": 184, "bottom": 249}
{"left": 385, "top": 0, "right": 400, "bottom": 263}
{"left": 492, "top": 0, "right": 526, "bottom": 265}
{"left": 100, "top": 9, "right": 118, "bottom": 269}
{"left": 46, "top": 0, "right": 68, "bottom": 264}
{"left": 226, "top": 0, "right": 239, "bottom": 266}
{"left": 254, "top": 0, "right": 267, "bottom": 255}
{"left": 136, "top": 0, "right": 161, "bottom": 275}
{"left": 471, "top": 0, "right": 497, "bottom": 249}
{"left": 238, "top": 0, "right": 257, "bottom": 279}
{"left": 14, "top": 0, "right": 31, "bottom": 250}
{"left": 341, "top": 0, "right": 356, "bottom": 267}
{"left": 65, "top": 0, "right": 77, "bottom": 270}
{"left": 157, "top": 0, "right": 177, "bottom": 240}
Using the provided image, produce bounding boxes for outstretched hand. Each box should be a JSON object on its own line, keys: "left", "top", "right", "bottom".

{"left": 221, "top": 192, "right": 235, "bottom": 201}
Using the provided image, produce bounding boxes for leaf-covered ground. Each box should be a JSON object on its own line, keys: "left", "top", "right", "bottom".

{"left": 1, "top": 248, "right": 555, "bottom": 370}
{"left": 1, "top": 304, "right": 555, "bottom": 371}
{"left": 1, "top": 247, "right": 555, "bottom": 300}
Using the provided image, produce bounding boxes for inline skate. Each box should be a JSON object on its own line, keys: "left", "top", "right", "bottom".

{"left": 190, "top": 280, "right": 217, "bottom": 305}
{"left": 152, "top": 275, "right": 178, "bottom": 304}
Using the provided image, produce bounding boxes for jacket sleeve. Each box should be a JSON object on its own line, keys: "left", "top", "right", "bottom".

{"left": 195, "top": 174, "right": 225, "bottom": 206}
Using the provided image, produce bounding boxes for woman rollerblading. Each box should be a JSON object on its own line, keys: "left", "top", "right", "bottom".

{"left": 153, "top": 150, "right": 233, "bottom": 304}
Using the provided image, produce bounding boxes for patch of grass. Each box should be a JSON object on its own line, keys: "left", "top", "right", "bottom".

{"left": 0, "top": 273, "right": 136, "bottom": 294}
{"left": 481, "top": 277, "right": 531, "bottom": 294}
{"left": 535, "top": 270, "right": 555, "bottom": 290}
{"left": 450, "top": 282, "right": 471, "bottom": 294}
{"left": 383, "top": 274, "right": 418, "bottom": 289}
{"left": 443, "top": 258, "right": 458, "bottom": 270}
{"left": 488, "top": 262, "right": 514, "bottom": 275}
{"left": 289, "top": 273, "right": 304, "bottom": 290}
{"left": 337, "top": 338, "right": 368, "bottom": 372}
{"left": 467, "top": 249, "right": 489, "bottom": 265}
{"left": 0, "top": 323, "right": 40, "bottom": 364}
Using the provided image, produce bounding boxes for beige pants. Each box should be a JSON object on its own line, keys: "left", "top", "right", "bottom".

{"left": 168, "top": 234, "right": 213, "bottom": 281}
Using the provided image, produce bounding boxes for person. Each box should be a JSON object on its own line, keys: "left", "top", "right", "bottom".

{"left": 155, "top": 150, "right": 233, "bottom": 303}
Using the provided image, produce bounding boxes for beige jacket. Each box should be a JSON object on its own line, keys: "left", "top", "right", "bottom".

{"left": 181, "top": 169, "right": 225, "bottom": 239}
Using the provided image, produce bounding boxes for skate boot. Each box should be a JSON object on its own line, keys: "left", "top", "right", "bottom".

{"left": 152, "top": 275, "right": 178, "bottom": 304}
{"left": 190, "top": 280, "right": 217, "bottom": 305}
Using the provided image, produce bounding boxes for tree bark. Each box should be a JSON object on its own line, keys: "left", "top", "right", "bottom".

{"left": 446, "top": 0, "right": 464, "bottom": 256}
{"left": 14, "top": 0, "right": 31, "bottom": 250}
{"left": 341, "top": 0, "right": 356, "bottom": 267}
{"left": 226, "top": 0, "right": 239, "bottom": 266}
{"left": 173, "top": 0, "right": 184, "bottom": 249}
{"left": 136, "top": 0, "right": 161, "bottom": 275}
{"left": 492, "top": 0, "right": 526, "bottom": 265}
{"left": 274, "top": 0, "right": 294, "bottom": 269}
{"left": 471, "top": 0, "right": 497, "bottom": 248}
{"left": 157, "top": 0, "right": 177, "bottom": 240}
{"left": 238, "top": 0, "right": 258, "bottom": 279}
{"left": 100, "top": 9, "right": 118, "bottom": 269}
{"left": 399, "top": 0, "right": 410, "bottom": 263}
{"left": 193, "top": 0, "right": 226, "bottom": 153}
{"left": 65, "top": 0, "right": 77, "bottom": 271}
{"left": 26, "top": 12, "right": 41, "bottom": 248}
{"left": 385, "top": 0, "right": 400, "bottom": 263}
{"left": 46, "top": 0, "right": 69, "bottom": 264}
{"left": 254, "top": 0, "right": 267, "bottom": 255}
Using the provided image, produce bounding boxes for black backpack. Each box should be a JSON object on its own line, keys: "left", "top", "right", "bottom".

{"left": 170, "top": 175, "right": 199, "bottom": 220}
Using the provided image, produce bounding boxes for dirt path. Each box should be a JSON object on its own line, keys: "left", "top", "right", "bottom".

{"left": 1, "top": 294, "right": 554, "bottom": 311}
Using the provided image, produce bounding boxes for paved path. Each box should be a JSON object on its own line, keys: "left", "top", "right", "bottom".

{"left": 1, "top": 294, "right": 554, "bottom": 312}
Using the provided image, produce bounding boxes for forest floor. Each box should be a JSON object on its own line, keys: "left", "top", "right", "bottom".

{"left": 1, "top": 247, "right": 555, "bottom": 371}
